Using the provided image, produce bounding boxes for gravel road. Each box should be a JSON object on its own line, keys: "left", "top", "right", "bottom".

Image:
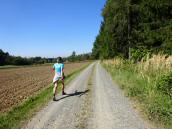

{"left": 23, "top": 62, "right": 151, "bottom": 129}
{"left": 91, "top": 62, "right": 150, "bottom": 129}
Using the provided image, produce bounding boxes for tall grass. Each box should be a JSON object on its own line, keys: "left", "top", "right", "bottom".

{"left": 103, "top": 54, "right": 172, "bottom": 129}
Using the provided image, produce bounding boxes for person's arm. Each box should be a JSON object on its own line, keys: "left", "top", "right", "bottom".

{"left": 62, "top": 68, "right": 65, "bottom": 78}
{"left": 61, "top": 64, "right": 65, "bottom": 79}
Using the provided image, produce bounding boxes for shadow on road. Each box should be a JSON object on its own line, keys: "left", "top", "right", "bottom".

{"left": 54, "top": 89, "right": 89, "bottom": 102}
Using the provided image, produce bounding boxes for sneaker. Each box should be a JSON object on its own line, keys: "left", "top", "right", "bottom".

{"left": 62, "top": 91, "right": 66, "bottom": 95}
{"left": 53, "top": 94, "right": 56, "bottom": 101}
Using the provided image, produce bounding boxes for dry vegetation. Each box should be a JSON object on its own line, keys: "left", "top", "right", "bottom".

{"left": 103, "top": 54, "right": 172, "bottom": 129}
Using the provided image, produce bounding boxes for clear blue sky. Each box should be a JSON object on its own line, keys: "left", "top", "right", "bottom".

{"left": 0, "top": 0, "right": 106, "bottom": 57}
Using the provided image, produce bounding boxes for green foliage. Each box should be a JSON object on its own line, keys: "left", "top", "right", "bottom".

{"left": 0, "top": 49, "right": 10, "bottom": 65}
{"left": 12, "top": 57, "right": 31, "bottom": 65}
{"left": 157, "top": 71, "right": 172, "bottom": 96}
{"left": 130, "top": 48, "right": 151, "bottom": 61}
{"left": 0, "top": 49, "right": 57, "bottom": 66}
{"left": 147, "top": 94, "right": 172, "bottom": 125}
{"left": 65, "top": 51, "right": 92, "bottom": 62}
{"left": 92, "top": 0, "right": 172, "bottom": 59}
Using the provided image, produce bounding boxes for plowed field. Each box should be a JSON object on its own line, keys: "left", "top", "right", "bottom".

{"left": 0, "top": 62, "right": 89, "bottom": 113}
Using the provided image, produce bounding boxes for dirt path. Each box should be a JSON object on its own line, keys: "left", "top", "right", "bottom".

{"left": 23, "top": 62, "right": 151, "bottom": 129}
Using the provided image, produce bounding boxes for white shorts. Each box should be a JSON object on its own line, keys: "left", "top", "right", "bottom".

{"left": 53, "top": 75, "right": 62, "bottom": 83}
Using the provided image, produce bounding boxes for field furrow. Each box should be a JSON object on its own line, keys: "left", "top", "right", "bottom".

{"left": 0, "top": 62, "right": 89, "bottom": 113}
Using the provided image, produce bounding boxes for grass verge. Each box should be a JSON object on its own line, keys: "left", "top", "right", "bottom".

{"left": 102, "top": 57, "right": 172, "bottom": 129}
{"left": 0, "top": 63, "right": 91, "bottom": 129}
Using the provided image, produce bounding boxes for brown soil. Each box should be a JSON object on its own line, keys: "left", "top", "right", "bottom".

{"left": 0, "top": 62, "right": 89, "bottom": 113}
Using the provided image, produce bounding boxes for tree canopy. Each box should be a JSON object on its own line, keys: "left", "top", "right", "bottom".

{"left": 92, "top": 0, "right": 172, "bottom": 60}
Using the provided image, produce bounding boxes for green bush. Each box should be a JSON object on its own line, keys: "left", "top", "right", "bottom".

{"left": 130, "top": 48, "right": 152, "bottom": 62}
{"left": 157, "top": 71, "right": 172, "bottom": 96}
{"left": 147, "top": 94, "right": 172, "bottom": 125}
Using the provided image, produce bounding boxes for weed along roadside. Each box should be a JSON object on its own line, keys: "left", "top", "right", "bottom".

{"left": 0, "top": 63, "right": 91, "bottom": 129}
{"left": 102, "top": 55, "right": 172, "bottom": 129}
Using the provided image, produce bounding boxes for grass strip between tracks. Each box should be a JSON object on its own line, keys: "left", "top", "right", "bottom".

{"left": 0, "top": 63, "right": 91, "bottom": 129}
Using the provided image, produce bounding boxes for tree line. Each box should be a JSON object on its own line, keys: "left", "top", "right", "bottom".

{"left": 0, "top": 49, "right": 92, "bottom": 66}
{"left": 92, "top": 0, "right": 172, "bottom": 60}
{"left": 64, "top": 51, "right": 92, "bottom": 62}
{"left": 0, "top": 49, "right": 56, "bottom": 65}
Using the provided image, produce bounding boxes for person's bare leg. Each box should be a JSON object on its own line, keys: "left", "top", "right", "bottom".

{"left": 53, "top": 82, "right": 58, "bottom": 100}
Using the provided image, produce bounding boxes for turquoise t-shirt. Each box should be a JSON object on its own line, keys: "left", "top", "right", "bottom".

{"left": 53, "top": 63, "right": 64, "bottom": 77}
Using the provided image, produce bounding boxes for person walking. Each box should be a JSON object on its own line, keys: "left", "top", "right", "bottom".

{"left": 52, "top": 57, "right": 66, "bottom": 101}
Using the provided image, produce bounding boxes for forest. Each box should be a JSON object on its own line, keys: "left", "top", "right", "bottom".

{"left": 94, "top": 1, "right": 172, "bottom": 128}
{"left": 92, "top": 0, "right": 172, "bottom": 60}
